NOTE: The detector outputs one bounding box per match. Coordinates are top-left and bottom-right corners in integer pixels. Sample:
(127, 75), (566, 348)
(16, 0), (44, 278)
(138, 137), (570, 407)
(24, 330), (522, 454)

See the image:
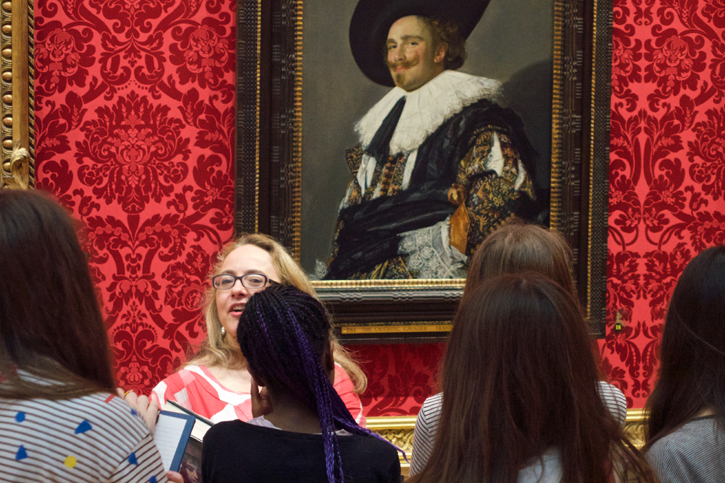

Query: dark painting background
(300, 0), (554, 273)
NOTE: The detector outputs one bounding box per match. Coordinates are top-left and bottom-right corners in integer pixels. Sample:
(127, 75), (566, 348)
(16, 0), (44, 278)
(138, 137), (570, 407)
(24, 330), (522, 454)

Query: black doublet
(326, 98), (538, 280)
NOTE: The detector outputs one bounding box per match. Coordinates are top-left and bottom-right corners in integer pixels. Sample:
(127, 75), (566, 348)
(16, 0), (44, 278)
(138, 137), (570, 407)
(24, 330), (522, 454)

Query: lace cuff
(398, 218), (466, 279)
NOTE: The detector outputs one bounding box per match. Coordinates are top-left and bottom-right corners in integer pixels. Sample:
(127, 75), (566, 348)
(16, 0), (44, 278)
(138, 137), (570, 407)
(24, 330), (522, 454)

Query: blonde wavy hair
(188, 233), (367, 393)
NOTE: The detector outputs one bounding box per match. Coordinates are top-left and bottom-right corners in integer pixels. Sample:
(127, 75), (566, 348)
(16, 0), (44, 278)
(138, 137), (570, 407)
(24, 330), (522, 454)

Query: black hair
(645, 245), (725, 449)
(238, 285), (399, 482)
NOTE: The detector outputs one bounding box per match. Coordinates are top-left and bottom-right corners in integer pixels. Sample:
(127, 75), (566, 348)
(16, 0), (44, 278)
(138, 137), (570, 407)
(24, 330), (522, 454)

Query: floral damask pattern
(689, 107), (725, 199)
(34, 24), (97, 96)
(76, 92), (191, 213)
(35, 0), (235, 393)
(604, 0), (725, 408)
(33, 0), (725, 415)
(170, 22), (235, 91)
(347, 344), (445, 416)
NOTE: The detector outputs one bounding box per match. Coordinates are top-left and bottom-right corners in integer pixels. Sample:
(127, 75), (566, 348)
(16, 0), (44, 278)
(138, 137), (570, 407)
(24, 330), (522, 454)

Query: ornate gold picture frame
(1, 0), (34, 189)
(235, 0), (612, 341)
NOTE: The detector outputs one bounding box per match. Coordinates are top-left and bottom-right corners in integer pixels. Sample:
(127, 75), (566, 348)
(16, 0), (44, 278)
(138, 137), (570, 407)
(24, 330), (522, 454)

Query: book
(153, 401), (214, 482)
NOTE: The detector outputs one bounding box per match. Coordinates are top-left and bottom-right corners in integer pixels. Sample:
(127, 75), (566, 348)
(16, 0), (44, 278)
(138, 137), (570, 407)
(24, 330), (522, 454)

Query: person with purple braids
(201, 285), (402, 483)
(151, 234), (367, 426)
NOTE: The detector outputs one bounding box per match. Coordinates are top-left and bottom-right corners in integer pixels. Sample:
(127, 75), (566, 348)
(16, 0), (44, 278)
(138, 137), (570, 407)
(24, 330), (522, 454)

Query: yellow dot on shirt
(64, 456), (77, 468)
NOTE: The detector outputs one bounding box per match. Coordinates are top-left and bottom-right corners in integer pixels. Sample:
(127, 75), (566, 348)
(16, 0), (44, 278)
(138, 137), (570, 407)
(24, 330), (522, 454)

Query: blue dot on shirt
(128, 452), (138, 465)
(75, 420), (92, 434)
(131, 409), (139, 417)
(16, 445), (27, 460)
(15, 412), (25, 423)
(150, 477), (157, 483)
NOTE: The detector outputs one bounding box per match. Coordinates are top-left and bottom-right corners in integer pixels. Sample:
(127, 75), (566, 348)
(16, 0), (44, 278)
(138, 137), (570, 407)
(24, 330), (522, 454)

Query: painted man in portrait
(322, 0), (545, 280)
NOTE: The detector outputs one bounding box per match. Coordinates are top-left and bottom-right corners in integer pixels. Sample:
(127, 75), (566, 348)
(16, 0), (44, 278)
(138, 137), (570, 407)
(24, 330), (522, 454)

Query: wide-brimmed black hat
(349, 0), (491, 87)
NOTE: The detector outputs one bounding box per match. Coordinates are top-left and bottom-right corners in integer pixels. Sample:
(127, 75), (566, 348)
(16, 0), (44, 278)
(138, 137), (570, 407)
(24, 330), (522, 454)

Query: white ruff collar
(355, 70), (503, 155)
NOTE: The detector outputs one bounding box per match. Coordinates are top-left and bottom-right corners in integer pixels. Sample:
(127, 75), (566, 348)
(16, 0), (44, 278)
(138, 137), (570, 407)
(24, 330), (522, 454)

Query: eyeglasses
(212, 273), (271, 291)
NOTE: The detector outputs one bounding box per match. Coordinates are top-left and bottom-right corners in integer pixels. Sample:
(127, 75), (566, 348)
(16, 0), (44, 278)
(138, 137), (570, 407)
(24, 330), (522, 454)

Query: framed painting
(235, 0), (612, 341)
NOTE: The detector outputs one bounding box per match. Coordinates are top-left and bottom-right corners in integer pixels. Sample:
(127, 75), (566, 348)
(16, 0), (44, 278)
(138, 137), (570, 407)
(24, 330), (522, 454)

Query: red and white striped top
(151, 364), (366, 426)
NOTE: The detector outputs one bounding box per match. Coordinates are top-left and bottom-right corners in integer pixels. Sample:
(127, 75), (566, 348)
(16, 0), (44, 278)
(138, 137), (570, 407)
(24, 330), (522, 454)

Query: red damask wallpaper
(34, 0), (237, 392)
(33, 0), (725, 416)
(601, 0), (725, 409)
(347, 343), (445, 416)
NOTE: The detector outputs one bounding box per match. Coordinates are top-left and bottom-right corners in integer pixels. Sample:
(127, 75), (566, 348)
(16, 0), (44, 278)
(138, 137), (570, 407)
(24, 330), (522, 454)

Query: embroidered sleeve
(340, 144), (364, 210)
(452, 127), (535, 256)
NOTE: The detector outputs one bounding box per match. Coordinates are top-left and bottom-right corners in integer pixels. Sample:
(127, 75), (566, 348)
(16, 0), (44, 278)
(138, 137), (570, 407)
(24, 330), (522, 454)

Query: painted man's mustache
(389, 60), (418, 70)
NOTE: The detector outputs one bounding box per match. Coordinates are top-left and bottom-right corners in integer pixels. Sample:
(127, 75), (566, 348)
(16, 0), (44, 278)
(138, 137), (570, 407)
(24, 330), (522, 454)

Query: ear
(323, 341), (336, 384)
(323, 340), (335, 372)
(434, 43), (447, 64)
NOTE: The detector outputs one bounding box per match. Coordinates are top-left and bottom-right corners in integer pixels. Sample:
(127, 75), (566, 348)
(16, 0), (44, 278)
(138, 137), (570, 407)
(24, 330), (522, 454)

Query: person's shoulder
(460, 97), (508, 118)
(444, 97), (519, 138)
(205, 419), (265, 441)
(2, 392), (162, 480)
(4, 391), (147, 432)
(597, 380), (624, 396)
(156, 365), (208, 388)
(646, 433), (673, 461)
(596, 381), (627, 426)
(172, 364), (205, 378)
(86, 392), (148, 428)
(202, 419), (244, 451)
(344, 434), (401, 479)
(51, 392), (150, 444)
(206, 417), (245, 433)
(653, 417), (721, 448)
(333, 363), (352, 385)
(646, 427), (693, 477)
(422, 392), (443, 408)
(647, 418), (721, 461)
(419, 393), (443, 419)
(414, 392), (442, 451)
(347, 432), (399, 458)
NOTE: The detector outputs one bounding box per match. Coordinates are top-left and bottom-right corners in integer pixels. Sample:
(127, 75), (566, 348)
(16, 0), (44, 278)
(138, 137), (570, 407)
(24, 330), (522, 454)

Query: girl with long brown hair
(408, 273), (655, 483)
(151, 234), (368, 425)
(410, 223), (628, 475)
(0, 190), (172, 482)
(644, 246), (725, 481)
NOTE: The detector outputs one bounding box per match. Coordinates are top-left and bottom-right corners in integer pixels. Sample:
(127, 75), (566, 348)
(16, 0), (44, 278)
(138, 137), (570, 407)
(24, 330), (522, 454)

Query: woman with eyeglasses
(151, 234), (367, 425)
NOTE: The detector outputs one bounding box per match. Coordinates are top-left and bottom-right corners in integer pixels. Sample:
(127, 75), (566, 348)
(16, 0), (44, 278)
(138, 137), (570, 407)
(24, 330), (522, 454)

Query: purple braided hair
(238, 285), (403, 483)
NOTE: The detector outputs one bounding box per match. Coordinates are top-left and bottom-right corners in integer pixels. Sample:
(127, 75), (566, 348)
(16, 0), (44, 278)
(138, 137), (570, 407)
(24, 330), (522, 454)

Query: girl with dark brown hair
(463, 222), (575, 297)
(411, 223), (628, 475)
(408, 273), (655, 483)
(0, 190), (174, 482)
(644, 246), (725, 481)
